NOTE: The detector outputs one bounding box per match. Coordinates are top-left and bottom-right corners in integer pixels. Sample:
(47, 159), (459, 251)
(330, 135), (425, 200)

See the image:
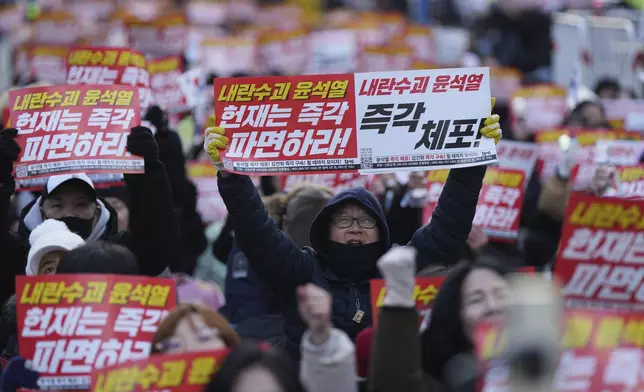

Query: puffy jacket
(217, 166), (485, 359)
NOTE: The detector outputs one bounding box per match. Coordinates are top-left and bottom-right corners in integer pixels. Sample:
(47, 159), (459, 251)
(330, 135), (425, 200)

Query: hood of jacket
(18, 196), (118, 242)
(309, 187), (390, 255)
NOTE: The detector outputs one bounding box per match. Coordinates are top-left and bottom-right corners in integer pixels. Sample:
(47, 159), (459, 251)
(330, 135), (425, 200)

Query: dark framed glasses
(332, 216), (377, 229)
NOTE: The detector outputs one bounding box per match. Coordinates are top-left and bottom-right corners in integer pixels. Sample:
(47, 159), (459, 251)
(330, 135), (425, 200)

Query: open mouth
(347, 240), (363, 246)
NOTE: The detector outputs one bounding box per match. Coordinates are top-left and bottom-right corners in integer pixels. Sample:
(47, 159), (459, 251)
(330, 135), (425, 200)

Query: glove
(377, 247), (417, 308)
(555, 135), (578, 180)
(0, 357), (40, 392)
(127, 126), (159, 170)
(203, 115), (229, 171)
(0, 128), (20, 191)
(480, 97), (503, 145)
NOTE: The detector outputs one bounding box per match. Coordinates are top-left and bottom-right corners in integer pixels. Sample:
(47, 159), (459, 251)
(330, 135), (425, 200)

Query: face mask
(59, 216), (94, 239)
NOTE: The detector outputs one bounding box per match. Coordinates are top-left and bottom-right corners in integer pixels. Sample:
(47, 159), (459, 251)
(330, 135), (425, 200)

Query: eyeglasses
(332, 216), (377, 229)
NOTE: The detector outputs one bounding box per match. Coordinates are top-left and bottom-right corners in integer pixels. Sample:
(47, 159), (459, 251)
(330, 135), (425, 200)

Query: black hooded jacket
(217, 165), (486, 359)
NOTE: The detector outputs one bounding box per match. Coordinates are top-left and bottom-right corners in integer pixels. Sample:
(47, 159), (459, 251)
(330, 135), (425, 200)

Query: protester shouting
(0, 126), (180, 303)
(203, 99), (502, 358)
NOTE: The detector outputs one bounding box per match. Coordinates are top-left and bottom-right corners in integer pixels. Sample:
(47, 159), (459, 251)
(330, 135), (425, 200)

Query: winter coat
(382, 184), (424, 246)
(217, 166), (485, 359)
(0, 163), (179, 304)
(222, 243), (286, 344)
(300, 328), (357, 392)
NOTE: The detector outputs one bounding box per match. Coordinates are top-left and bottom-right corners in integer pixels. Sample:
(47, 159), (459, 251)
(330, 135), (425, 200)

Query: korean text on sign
(16, 274), (177, 390)
(215, 74), (359, 174)
(214, 67), (496, 176)
(66, 47), (153, 109)
(473, 167), (525, 241)
(91, 349), (230, 392)
(9, 85), (143, 181)
(148, 56), (188, 113)
(475, 309), (644, 392)
(554, 194), (644, 312)
(370, 276), (445, 328)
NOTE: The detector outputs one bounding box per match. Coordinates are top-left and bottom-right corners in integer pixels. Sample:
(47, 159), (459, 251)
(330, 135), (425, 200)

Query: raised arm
(206, 111), (315, 292)
(217, 173), (316, 293)
(411, 101), (501, 269)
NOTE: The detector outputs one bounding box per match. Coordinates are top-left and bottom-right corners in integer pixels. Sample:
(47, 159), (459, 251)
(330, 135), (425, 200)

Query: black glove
(127, 126), (159, 170)
(0, 357), (40, 392)
(0, 128), (20, 191)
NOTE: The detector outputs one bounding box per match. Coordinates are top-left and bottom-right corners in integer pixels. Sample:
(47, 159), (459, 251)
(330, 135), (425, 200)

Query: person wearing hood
(25, 219), (85, 276)
(203, 102), (502, 359)
(0, 126), (180, 303)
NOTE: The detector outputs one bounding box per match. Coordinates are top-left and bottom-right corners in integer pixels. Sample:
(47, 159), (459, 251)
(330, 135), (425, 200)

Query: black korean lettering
(360, 104), (395, 134)
(392, 102), (426, 132)
(444, 119), (476, 149)
(415, 120), (451, 150)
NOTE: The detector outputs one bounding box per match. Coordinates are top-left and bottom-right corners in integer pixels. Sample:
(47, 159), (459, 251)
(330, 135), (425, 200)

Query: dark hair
(56, 241), (139, 275)
(562, 100), (610, 128)
(594, 78), (620, 96)
(421, 259), (512, 382)
(207, 343), (305, 392)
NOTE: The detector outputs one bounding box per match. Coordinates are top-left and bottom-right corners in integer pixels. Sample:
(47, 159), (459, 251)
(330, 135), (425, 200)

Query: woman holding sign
(203, 99), (502, 359)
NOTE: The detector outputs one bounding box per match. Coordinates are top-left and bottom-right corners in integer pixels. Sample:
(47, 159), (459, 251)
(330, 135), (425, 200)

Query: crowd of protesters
(0, 0), (642, 392)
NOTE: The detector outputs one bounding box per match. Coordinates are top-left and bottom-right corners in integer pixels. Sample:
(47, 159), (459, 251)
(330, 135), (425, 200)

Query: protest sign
(16, 274), (177, 390)
(32, 11), (79, 45)
(475, 309), (644, 392)
(66, 47), (153, 110)
(201, 36), (257, 77)
(509, 85), (566, 139)
(490, 67), (521, 105)
(473, 167), (525, 241)
(125, 13), (188, 56)
(91, 349), (230, 392)
(214, 68), (496, 175)
(281, 172), (371, 193)
(177, 68), (206, 109)
(359, 44), (415, 73)
(404, 25), (435, 63)
(9, 84), (143, 186)
(149, 56), (189, 113)
(305, 30), (358, 75)
(257, 28), (310, 76)
(535, 129), (642, 182)
(423, 167), (524, 241)
(571, 163), (644, 198)
(495, 139), (538, 182)
(602, 98), (644, 130)
(554, 193), (644, 312)
(187, 162), (227, 224)
(17, 45), (69, 85)
(370, 276), (445, 329)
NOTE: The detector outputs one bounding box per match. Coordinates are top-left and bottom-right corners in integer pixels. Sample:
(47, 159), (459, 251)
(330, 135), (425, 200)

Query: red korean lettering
(449, 75), (466, 91)
(466, 74), (484, 91)
(432, 75), (450, 93)
(376, 78), (395, 95)
(411, 76), (430, 94)
(358, 79), (378, 96)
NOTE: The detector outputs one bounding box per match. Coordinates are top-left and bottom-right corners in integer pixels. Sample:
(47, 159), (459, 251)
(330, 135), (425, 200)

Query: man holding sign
(0, 85), (180, 304)
(204, 85), (502, 359)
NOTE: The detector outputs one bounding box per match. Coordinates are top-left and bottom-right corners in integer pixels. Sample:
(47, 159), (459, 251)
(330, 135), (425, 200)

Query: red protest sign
(66, 47), (153, 109)
(370, 276), (445, 328)
(8, 84), (143, 188)
(149, 55), (188, 113)
(125, 13), (188, 57)
(535, 128), (642, 182)
(215, 74), (359, 174)
(91, 349), (230, 392)
(17, 44), (69, 85)
(423, 168), (525, 241)
(16, 274), (177, 390)
(554, 193), (644, 312)
(473, 167), (525, 241)
(475, 309), (644, 392)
